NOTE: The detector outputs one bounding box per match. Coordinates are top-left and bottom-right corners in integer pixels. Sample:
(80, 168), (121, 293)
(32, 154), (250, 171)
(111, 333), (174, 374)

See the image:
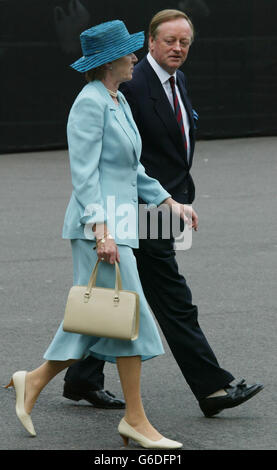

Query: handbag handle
(84, 260), (122, 303)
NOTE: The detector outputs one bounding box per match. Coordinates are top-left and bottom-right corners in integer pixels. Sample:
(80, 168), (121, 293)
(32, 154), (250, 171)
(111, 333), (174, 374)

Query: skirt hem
(43, 351), (164, 364)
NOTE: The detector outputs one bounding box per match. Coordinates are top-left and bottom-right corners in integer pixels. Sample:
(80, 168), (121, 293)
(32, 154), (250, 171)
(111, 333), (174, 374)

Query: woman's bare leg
(116, 355), (162, 440)
(24, 356), (162, 440)
(24, 359), (77, 414)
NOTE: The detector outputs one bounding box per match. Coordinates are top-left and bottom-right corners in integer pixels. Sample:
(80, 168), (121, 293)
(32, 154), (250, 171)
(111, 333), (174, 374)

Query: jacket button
(132, 197), (137, 202)
(132, 181), (136, 187)
(133, 165), (137, 170)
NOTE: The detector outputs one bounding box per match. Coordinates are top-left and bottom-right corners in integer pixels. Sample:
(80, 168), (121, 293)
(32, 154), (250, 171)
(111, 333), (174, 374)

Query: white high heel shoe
(5, 371), (36, 437)
(118, 418), (183, 449)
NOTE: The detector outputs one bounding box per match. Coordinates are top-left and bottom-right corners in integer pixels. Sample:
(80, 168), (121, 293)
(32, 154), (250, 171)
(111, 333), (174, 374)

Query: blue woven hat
(71, 20), (145, 72)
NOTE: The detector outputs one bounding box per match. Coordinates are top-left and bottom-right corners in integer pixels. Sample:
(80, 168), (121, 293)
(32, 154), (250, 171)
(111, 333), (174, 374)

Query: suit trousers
(64, 355), (105, 392)
(133, 235), (234, 400)
(65, 228), (234, 401)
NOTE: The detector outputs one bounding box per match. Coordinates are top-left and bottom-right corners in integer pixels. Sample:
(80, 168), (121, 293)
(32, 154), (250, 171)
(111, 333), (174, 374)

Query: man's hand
(162, 197), (199, 231)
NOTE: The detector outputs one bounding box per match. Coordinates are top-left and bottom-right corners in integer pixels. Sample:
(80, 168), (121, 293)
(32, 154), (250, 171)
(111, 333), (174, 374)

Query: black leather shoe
(63, 382), (125, 409)
(199, 379), (264, 417)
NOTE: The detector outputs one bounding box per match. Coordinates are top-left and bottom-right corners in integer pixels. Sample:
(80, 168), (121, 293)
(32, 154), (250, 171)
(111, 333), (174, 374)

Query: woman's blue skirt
(43, 240), (164, 363)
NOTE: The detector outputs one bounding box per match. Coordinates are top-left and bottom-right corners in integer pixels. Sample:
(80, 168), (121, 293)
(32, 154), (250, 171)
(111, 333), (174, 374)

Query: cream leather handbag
(63, 260), (139, 340)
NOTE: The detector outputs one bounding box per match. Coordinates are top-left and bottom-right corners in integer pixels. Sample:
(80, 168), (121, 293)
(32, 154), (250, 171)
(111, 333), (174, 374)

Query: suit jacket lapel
(114, 95), (141, 160)
(176, 72), (195, 166)
(142, 58), (189, 166)
(93, 80), (140, 161)
(177, 72), (194, 127)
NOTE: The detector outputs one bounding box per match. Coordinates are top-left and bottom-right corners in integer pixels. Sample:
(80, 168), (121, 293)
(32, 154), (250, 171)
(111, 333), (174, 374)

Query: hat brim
(70, 31), (145, 72)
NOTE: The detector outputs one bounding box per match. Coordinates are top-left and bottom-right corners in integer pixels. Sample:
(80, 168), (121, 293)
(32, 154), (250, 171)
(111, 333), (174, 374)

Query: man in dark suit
(63, 9), (263, 417)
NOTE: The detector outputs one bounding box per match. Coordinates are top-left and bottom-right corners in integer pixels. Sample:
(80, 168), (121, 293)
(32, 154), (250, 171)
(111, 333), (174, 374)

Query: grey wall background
(0, 0), (277, 152)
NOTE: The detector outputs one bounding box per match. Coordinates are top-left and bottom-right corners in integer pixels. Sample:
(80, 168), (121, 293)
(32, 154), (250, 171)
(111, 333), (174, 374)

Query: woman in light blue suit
(6, 21), (187, 449)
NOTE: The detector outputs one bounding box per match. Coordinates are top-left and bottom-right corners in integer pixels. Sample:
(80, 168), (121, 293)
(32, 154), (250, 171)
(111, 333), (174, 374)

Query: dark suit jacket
(120, 56), (196, 204)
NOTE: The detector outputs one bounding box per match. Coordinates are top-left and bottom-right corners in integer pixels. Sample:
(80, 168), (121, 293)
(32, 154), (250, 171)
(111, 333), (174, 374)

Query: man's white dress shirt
(147, 52), (190, 161)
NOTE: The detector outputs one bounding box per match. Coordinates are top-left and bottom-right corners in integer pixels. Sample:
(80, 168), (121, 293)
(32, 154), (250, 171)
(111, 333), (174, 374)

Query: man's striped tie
(169, 76), (187, 151)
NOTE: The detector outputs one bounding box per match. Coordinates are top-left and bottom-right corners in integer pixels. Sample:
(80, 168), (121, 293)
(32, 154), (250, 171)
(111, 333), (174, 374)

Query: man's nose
(173, 41), (182, 51)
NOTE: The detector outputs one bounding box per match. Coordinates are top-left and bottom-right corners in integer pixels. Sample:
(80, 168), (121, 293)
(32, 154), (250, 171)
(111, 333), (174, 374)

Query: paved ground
(0, 137), (276, 451)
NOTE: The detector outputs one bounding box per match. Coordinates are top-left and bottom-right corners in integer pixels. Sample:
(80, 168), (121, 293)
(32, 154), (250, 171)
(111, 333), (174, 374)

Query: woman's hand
(96, 236), (120, 264)
(93, 223), (120, 264)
